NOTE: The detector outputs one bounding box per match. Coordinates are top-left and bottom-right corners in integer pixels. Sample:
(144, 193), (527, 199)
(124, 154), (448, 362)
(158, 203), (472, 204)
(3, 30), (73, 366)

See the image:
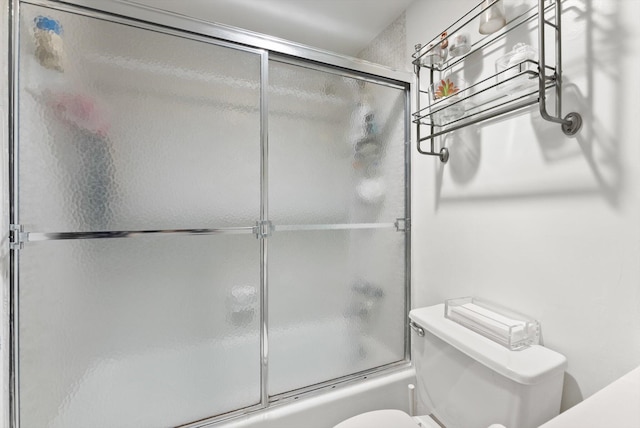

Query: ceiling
(128, 0), (416, 56)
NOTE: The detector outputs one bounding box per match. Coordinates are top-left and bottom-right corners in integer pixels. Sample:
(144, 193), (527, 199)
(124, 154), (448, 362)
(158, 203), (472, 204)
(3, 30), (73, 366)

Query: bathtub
(22, 319), (414, 428)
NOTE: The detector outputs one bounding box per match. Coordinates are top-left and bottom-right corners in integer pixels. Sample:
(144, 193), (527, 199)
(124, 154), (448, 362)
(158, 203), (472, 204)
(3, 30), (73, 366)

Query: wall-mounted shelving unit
(413, 0), (583, 162)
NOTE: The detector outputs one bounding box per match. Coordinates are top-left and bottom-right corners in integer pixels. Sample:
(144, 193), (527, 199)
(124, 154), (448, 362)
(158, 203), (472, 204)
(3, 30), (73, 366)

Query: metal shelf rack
(413, 0), (583, 162)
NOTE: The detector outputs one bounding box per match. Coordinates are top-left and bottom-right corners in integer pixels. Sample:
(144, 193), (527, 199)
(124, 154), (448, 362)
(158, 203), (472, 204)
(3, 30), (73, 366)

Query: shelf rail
(414, 0), (583, 162)
(413, 60), (555, 124)
(412, 0), (553, 72)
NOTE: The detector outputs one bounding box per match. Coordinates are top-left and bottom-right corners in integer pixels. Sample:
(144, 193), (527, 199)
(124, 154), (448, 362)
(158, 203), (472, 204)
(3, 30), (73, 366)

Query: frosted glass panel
(19, 235), (261, 428)
(269, 61), (406, 225)
(268, 229), (406, 395)
(19, 5), (261, 232)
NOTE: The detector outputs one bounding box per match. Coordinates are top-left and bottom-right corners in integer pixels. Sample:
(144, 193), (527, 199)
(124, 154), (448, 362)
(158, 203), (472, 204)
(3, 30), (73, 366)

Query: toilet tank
(409, 304), (567, 428)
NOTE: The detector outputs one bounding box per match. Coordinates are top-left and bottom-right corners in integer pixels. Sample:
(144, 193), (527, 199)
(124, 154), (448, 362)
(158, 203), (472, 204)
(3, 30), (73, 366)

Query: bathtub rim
(191, 362), (416, 428)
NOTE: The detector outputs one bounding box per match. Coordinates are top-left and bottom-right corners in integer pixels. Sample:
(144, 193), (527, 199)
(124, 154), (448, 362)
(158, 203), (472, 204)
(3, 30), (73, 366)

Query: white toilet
(335, 304), (567, 428)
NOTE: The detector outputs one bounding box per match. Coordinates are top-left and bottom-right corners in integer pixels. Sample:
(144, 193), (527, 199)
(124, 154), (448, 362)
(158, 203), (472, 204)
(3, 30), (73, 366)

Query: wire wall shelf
(413, 0), (583, 163)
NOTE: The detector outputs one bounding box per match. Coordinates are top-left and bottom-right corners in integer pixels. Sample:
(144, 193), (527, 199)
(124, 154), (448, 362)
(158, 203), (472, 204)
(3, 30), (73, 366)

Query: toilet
(335, 304), (567, 428)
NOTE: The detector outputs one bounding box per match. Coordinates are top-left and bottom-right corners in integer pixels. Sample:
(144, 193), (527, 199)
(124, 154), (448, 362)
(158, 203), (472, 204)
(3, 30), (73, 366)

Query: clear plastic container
(449, 32), (471, 57)
(444, 297), (540, 350)
(495, 43), (538, 94)
(479, 0), (506, 35)
(420, 43), (448, 67)
(429, 74), (468, 126)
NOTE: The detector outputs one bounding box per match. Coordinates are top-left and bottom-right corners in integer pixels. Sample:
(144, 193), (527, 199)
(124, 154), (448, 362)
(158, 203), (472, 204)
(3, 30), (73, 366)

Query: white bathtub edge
(210, 365), (416, 428)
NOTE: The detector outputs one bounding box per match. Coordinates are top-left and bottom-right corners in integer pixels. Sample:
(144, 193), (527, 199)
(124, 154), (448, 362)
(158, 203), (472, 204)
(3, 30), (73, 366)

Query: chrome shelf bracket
(538, 0), (582, 135)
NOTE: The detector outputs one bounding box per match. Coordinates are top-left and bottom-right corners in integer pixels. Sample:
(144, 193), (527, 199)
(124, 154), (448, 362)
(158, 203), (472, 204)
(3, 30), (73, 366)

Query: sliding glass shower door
(267, 60), (408, 396)
(11, 3), (409, 428)
(17, 5), (263, 427)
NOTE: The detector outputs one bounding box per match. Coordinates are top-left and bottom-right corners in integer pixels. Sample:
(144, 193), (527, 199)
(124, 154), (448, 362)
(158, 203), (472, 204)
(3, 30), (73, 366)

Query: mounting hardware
(254, 220), (273, 239)
(395, 218), (411, 232)
(9, 224), (27, 250)
(417, 147), (449, 163)
(438, 147), (449, 163)
(409, 321), (425, 337)
(561, 112), (583, 135)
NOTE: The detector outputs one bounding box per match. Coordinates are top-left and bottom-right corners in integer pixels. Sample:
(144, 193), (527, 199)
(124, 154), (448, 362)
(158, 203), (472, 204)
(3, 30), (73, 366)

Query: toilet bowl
(334, 409), (420, 428)
(333, 303), (567, 428)
(334, 409), (507, 428)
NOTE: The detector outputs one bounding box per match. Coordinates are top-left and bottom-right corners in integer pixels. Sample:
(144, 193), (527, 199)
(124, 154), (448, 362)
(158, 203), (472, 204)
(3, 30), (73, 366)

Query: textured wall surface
(358, 12), (409, 73)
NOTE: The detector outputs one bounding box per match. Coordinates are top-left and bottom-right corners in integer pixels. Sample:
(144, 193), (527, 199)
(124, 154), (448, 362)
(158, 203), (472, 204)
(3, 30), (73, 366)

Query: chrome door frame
(47, 0), (410, 83)
(4, 1), (413, 427)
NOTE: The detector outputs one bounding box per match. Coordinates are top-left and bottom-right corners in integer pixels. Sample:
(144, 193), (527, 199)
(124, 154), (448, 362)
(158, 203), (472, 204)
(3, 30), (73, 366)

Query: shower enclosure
(6, 1), (411, 427)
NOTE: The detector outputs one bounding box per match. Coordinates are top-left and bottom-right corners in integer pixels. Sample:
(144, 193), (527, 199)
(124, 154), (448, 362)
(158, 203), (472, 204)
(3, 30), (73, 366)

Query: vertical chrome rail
(538, 0), (582, 134)
(259, 49), (269, 407)
(413, 51), (421, 151)
(414, 45), (449, 163)
(8, 0), (20, 426)
(403, 82), (412, 362)
(554, 0), (562, 120)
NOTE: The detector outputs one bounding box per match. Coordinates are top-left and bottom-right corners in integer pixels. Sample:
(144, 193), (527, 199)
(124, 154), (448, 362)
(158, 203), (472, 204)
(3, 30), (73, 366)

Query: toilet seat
(334, 409), (418, 428)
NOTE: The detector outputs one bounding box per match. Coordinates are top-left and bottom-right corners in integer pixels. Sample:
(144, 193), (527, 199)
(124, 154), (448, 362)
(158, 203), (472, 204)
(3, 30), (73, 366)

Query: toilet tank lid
(410, 304), (567, 385)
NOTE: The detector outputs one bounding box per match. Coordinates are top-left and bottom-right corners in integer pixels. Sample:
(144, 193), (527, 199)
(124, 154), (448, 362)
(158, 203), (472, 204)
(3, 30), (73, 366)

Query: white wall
(407, 0), (640, 411)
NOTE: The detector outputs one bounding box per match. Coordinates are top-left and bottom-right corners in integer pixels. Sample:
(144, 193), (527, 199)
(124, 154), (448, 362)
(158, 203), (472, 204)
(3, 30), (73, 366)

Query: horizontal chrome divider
(20, 222), (400, 243)
(275, 223), (396, 232)
(25, 226), (256, 242)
